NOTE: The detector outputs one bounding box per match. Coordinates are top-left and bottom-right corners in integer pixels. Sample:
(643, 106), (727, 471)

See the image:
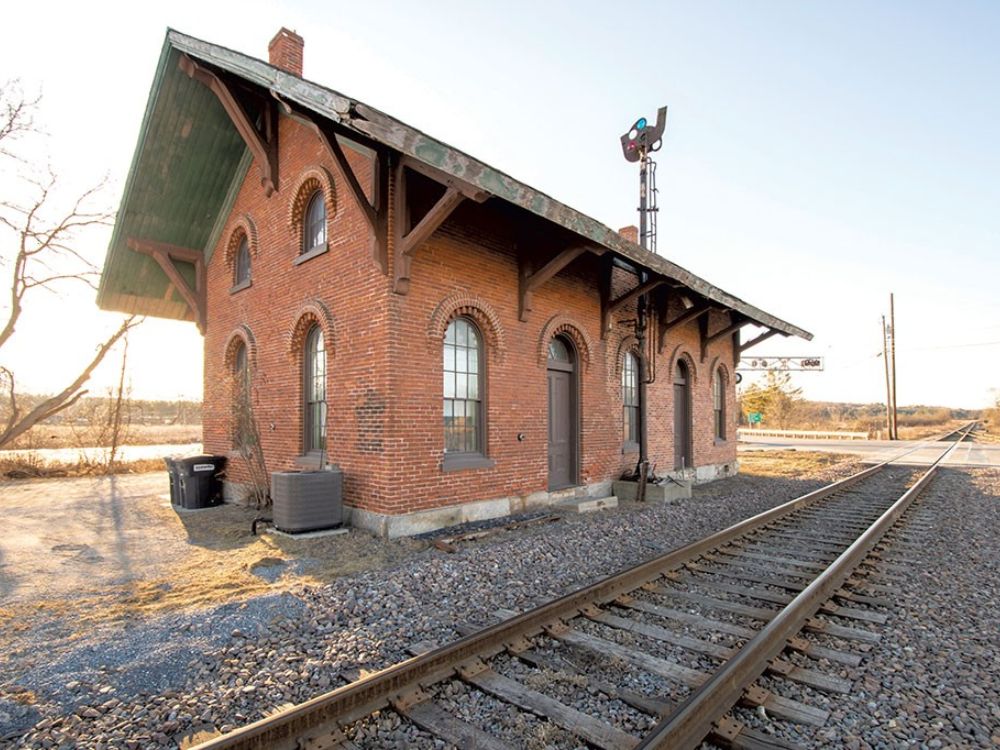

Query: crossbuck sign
(737, 356), (824, 371)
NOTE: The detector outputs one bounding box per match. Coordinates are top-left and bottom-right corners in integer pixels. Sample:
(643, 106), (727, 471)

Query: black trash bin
(163, 457), (180, 505)
(174, 455), (226, 509)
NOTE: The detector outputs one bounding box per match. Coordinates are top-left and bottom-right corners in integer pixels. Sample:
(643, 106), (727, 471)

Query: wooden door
(547, 337), (577, 490)
(674, 360), (691, 470)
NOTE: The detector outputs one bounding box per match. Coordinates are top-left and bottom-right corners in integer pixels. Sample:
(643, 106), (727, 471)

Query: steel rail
(634, 423), (974, 749)
(193, 439), (941, 750)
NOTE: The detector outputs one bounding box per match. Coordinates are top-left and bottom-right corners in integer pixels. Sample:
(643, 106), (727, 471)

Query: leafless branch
(0, 316), (143, 448)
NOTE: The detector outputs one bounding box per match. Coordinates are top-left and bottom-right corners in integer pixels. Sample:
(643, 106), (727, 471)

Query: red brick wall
(203, 116), (738, 517)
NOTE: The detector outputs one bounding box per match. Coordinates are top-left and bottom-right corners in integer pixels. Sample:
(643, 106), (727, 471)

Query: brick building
(98, 29), (811, 536)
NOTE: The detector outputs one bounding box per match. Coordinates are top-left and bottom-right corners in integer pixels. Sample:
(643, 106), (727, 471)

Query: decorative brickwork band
(613, 334), (640, 379)
(288, 300), (337, 357)
(538, 314), (593, 372)
(667, 344), (699, 383)
(223, 324), (258, 371)
(708, 356), (731, 385)
(289, 166), (337, 245)
(224, 214), (259, 267)
(428, 292), (506, 362)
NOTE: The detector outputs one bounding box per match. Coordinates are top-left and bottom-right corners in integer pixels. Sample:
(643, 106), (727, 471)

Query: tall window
(302, 190), (326, 254)
(303, 325), (326, 453)
(232, 341), (252, 448)
(443, 318), (483, 454)
(713, 367), (726, 440)
(234, 235), (251, 286)
(622, 351), (639, 445)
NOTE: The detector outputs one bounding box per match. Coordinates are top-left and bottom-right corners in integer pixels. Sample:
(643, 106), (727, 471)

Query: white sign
(737, 356), (824, 371)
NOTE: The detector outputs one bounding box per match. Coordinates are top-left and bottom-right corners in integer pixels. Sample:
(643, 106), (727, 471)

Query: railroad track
(194, 425), (974, 750)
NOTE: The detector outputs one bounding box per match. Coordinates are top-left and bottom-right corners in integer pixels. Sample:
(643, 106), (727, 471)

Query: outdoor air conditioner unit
(271, 468), (343, 533)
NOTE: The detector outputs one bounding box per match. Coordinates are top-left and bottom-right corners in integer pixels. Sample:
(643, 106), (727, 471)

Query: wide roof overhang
(98, 29), (811, 342)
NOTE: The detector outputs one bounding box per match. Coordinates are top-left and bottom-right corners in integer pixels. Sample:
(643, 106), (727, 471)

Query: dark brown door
(547, 337), (577, 490)
(674, 360), (691, 470)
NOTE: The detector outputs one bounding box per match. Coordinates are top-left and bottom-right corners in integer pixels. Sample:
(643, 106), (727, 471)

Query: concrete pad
(267, 526), (348, 540)
(557, 496), (618, 514)
(614, 479), (692, 503)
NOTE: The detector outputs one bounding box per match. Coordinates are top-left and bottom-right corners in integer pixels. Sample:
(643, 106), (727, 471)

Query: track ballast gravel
(4, 461), (999, 749)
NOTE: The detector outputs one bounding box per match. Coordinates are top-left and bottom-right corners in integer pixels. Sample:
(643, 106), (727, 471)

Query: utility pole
(890, 293), (898, 440)
(882, 315), (894, 440)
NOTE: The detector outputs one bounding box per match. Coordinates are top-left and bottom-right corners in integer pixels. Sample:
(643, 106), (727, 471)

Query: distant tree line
(739, 372), (977, 432)
(0, 394), (202, 427)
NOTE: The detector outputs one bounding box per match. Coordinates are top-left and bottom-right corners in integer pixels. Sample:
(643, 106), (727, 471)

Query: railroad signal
(620, 107), (667, 162)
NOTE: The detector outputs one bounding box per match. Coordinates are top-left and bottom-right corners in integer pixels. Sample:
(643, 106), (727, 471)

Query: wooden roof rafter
(179, 53), (278, 197)
(274, 94), (391, 274)
(658, 301), (712, 353)
(392, 161), (466, 294)
(127, 238), (205, 332)
(519, 244), (603, 322)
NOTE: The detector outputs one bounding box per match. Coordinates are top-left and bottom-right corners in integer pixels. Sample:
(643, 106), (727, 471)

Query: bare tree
(0, 81), (142, 449)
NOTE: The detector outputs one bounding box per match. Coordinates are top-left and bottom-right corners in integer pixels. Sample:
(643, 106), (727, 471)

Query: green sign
(748, 412), (763, 425)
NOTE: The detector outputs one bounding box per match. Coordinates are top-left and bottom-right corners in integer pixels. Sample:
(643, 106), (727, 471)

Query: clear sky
(1, 0), (997, 408)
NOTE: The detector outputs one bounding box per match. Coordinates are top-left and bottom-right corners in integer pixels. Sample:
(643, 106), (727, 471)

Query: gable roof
(98, 28), (811, 341)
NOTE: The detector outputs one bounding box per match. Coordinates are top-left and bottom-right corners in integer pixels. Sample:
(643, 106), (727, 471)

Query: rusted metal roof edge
(167, 29), (812, 340)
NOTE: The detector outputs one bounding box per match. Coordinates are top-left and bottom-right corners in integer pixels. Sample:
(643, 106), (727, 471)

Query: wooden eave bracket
(399, 156), (490, 203)
(601, 278), (666, 334)
(393, 161), (465, 294)
(739, 328), (783, 354)
(658, 302), (711, 353)
(705, 316), (748, 347)
(271, 94), (391, 274)
(519, 244), (602, 322)
(179, 54), (278, 196)
(127, 238), (206, 333)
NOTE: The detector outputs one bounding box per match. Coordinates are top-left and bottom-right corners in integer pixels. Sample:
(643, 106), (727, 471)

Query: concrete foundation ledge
(344, 481), (614, 538)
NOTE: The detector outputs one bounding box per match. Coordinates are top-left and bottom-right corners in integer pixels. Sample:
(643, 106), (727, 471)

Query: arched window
(234, 235), (251, 286)
(302, 190), (327, 255)
(443, 317), (483, 456)
(303, 325), (327, 454)
(232, 340), (252, 448)
(713, 367), (726, 441)
(622, 351), (639, 446)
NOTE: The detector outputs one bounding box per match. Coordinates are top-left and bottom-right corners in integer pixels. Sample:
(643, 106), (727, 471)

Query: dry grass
(738, 450), (856, 478)
(5, 423), (200, 450)
(0, 456), (166, 480)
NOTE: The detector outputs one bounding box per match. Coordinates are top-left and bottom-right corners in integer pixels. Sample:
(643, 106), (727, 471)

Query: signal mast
(619, 107), (667, 496)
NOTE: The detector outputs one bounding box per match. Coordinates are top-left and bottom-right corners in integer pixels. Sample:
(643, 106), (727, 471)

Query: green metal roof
(99, 29), (811, 340)
(97, 38), (248, 321)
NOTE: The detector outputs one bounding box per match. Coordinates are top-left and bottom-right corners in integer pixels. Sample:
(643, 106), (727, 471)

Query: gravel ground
(805, 467), (1000, 748)
(6, 458), (996, 749)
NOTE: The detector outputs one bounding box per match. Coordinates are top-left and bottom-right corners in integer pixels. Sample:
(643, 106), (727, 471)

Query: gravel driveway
(3, 460), (997, 748)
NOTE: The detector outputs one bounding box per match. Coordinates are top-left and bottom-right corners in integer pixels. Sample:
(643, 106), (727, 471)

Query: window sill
(442, 454), (496, 472)
(229, 279), (252, 294)
(714, 438), (728, 446)
(293, 243), (329, 266)
(621, 442), (640, 454)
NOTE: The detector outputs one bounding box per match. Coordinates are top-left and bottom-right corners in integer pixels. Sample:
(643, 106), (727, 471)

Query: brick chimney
(268, 27), (304, 77)
(618, 225), (639, 245)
